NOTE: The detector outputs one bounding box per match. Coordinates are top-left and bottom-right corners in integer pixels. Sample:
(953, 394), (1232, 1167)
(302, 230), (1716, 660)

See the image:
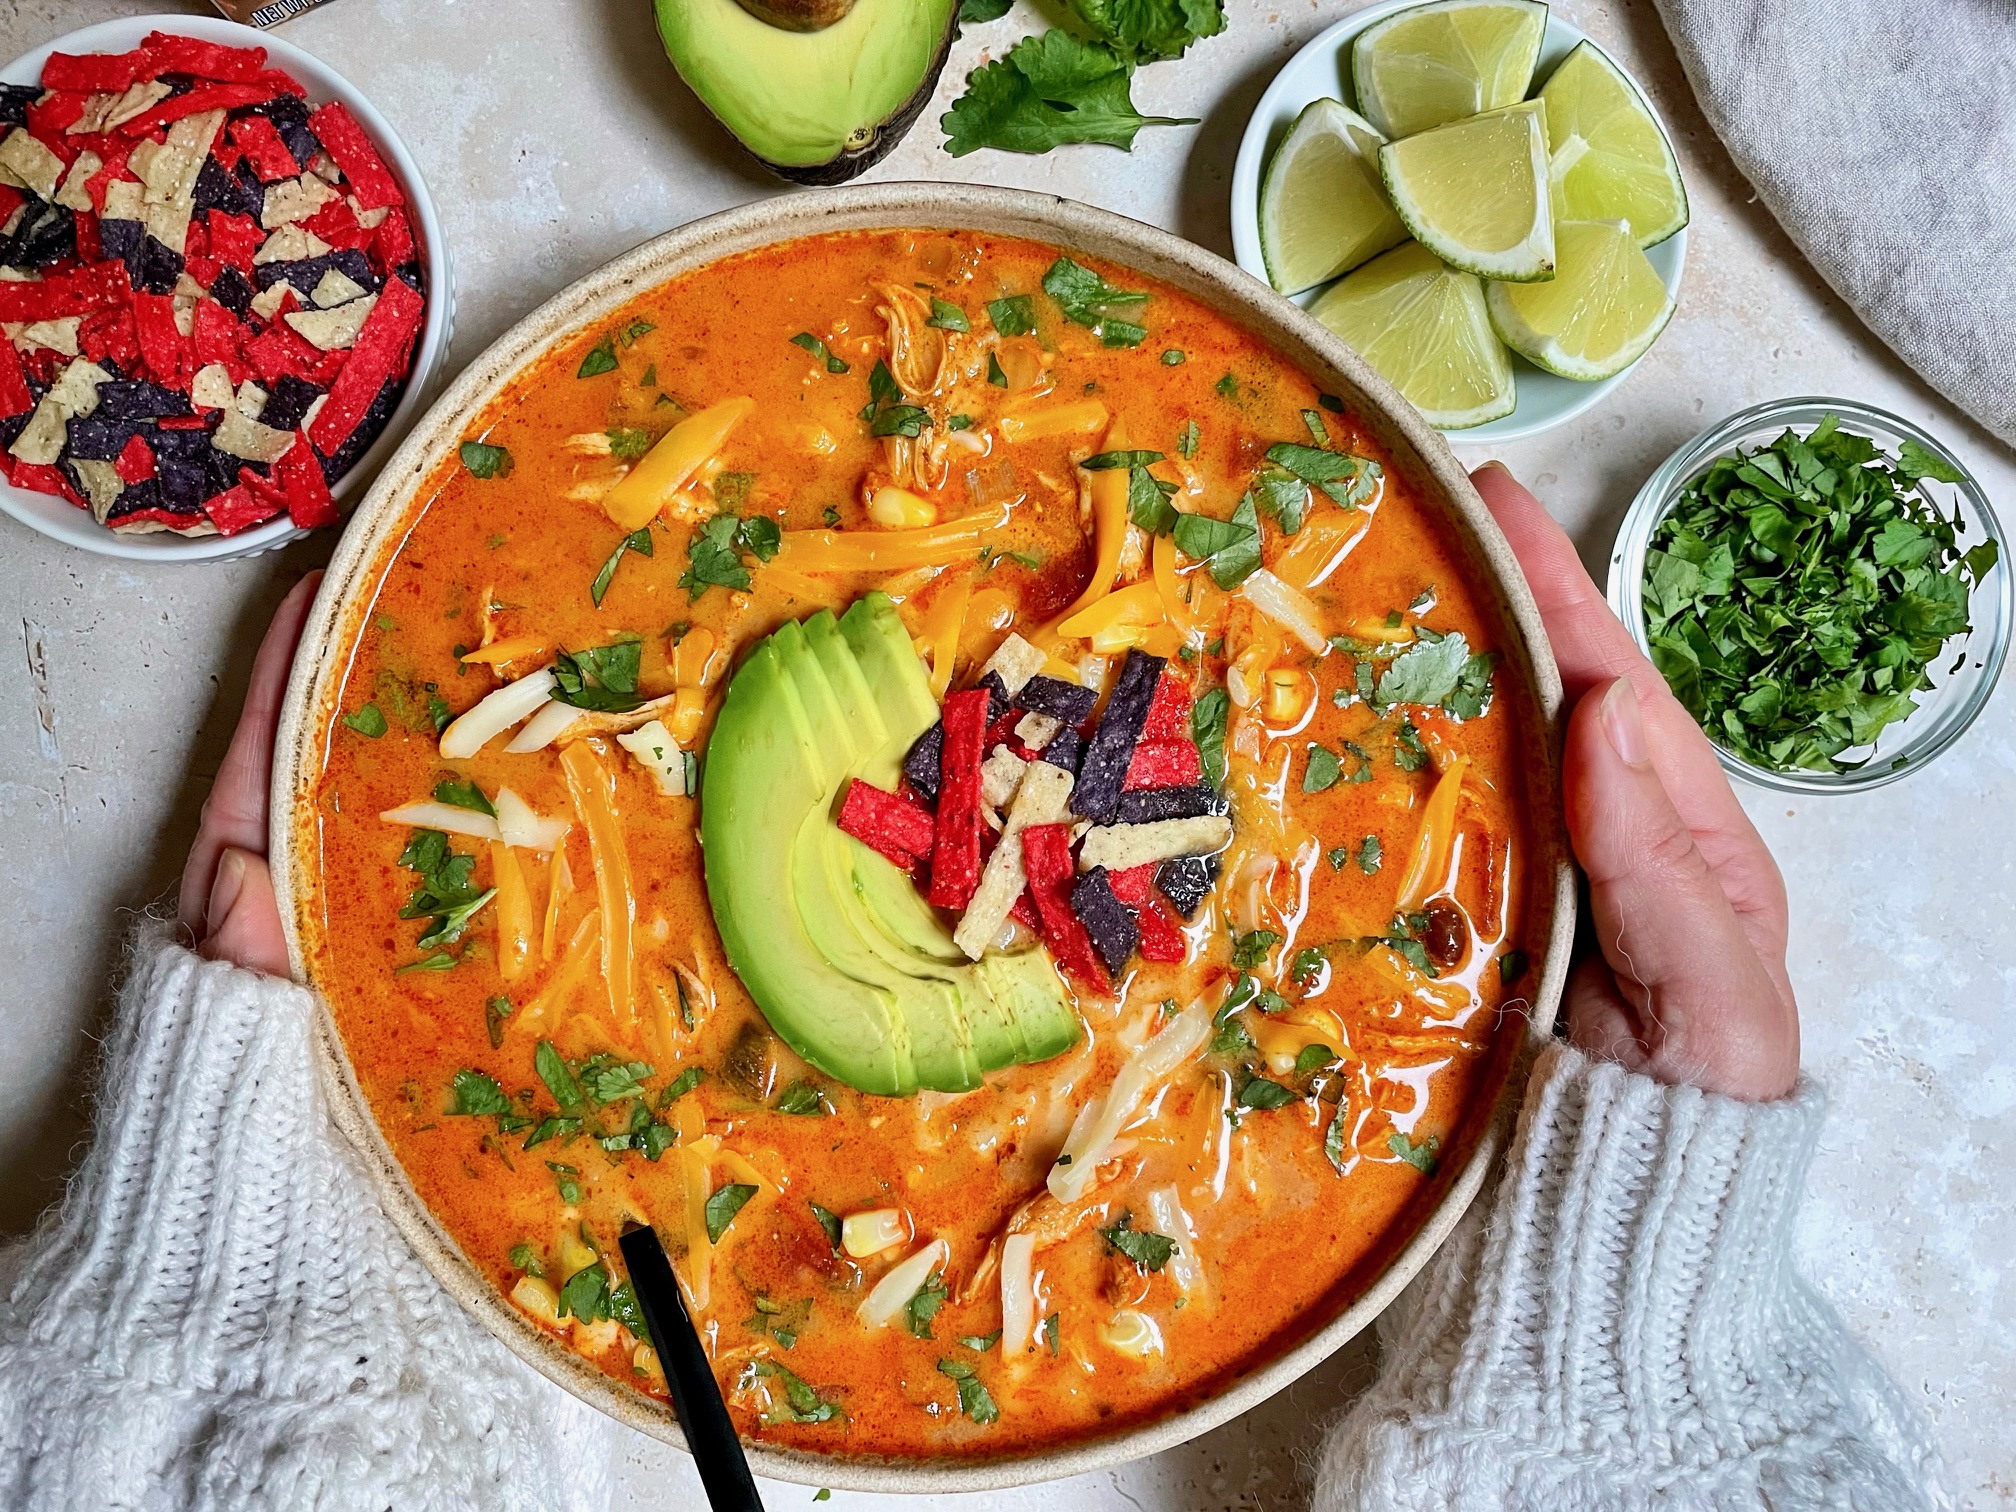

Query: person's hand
(176, 571), (321, 977)
(1471, 464), (1799, 1101)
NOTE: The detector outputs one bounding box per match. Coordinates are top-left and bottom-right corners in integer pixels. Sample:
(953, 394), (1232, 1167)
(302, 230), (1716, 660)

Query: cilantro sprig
(1643, 416), (1997, 773)
(941, 31), (1198, 158)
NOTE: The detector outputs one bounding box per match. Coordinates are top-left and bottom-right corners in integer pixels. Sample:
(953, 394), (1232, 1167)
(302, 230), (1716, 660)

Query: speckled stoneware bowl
(270, 184), (1576, 1494)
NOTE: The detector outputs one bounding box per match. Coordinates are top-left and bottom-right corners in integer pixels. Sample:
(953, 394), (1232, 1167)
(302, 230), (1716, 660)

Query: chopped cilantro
(510, 1242), (545, 1276)
(458, 440), (511, 478)
(449, 1069), (510, 1117)
(618, 319), (655, 346)
(1172, 493), (1261, 588)
(1326, 845), (1350, 871)
(985, 293), (1036, 336)
(1324, 1103), (1349, 1173)
(774, 1081), (830, 1116)
(606, 426), (653, 460)
(1190, 686), (1228, 787)
(1294, 1042), (1335, 1077)
(1303, 742), (1342, 792)
(1388, 1130), (1440, 1174)
(821, 504), (842, 527)
(927, 297), (970, 332)
(551, 638), (644, 711)
(1043, 1312), (1060, 1356)
(960, 1330), (1002, 1352)
(1100, 1212), (1176, 1270)
(1126, 464), (1179, 535)
(433, 777), (492, 816)
(577, 336), (618, 379)
(484, 994), (513, 1048)
(1237, 1072), (1297, 1110)
(1082, 448), (1164, 470)
(790, 331), (850, 374)
(1499, 949), (1529, 986)
(860, 358), (927, 438)
(809, 1202), (843, 1252)
(1214, 372), (1238, 399)
(341, 702), (386, 738)
(750, 1359), (840, 1424)
(705, 1183), (758, 1244)
(936, 1358), (1000, 1424)
(661, 1066), (705, 1105)
(396, 829), (493, 951)
(1177, 418), (1199, 458)
(558, 1261), (609, 1319)
(1229, 929), (1279, 970)
(534, 1041), (586, 1114)
(1042, 256), (1149, 344)
(1394, 719), (1430, 771)
(904, 1269), (948, 1338)
(1161, 348), (1186, 365)
(1290, 946), (1327, 983)
(1358, 834), (1383, 873)
(986, 351), (1009, 387)
(547, 1161), (585, 1206)
(395, 952), (458, 974)
(590, 526), (653, 607)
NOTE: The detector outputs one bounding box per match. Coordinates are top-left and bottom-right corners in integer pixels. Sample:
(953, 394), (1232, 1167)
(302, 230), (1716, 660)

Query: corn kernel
(869, 486), (938, 528)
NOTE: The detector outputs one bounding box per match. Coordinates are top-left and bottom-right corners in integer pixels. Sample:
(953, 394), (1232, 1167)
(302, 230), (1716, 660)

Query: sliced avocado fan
(701, 594), (1082, 1095)
(653, 0), (959, 184)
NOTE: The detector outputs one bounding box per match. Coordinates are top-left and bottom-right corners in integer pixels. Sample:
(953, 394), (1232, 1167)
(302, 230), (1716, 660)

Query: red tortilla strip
(1020, 822), (1110, 990)
(131, 291), (193, 389)
(116, 80), (292, 137)
(0, 261), (132, 323)
(84, 147), (136, 215)
(114, 434), (156, 485)
(78, 304), (139, 371)
(1009, 890), (1040, 930)
(0, 337), (32, 420)
(140, 32), (270, 83)
(0, 186), (22, 228)
(925, 687), (990, 909)
(308, 274), (421, 454)
(1139, 672), (1194, 742)
(27, 91), (90, 138)
(202, 482), (281, 535)
(8, 458), (81, 507)
(1105, 863), (1155, 909)
(227, 113), (298, 180)
(1123, 739), (1202, 791)
(192, 298), (250, 382)
(275, 439), (336, 528)
(373, 207), (415, 269)
(303, 196), (372, 252)
(306, 100), (403, 210)
(205, 210), (262, 273)
(41, 49), (152, 92)
(1135, 896), (1186, 963)
(837, 778), (937, 868)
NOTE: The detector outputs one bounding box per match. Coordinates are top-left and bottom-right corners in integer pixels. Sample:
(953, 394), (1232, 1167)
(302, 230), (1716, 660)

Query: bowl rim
(1605, 394), (2012, 794)
(269, 182), (1577, 1493)
(0, 11), (454, 564)
(1226, 0), (1689, 444)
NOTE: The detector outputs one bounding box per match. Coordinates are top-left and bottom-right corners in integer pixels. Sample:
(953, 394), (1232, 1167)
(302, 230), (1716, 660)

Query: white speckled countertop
(1, 2), (2010, 1507)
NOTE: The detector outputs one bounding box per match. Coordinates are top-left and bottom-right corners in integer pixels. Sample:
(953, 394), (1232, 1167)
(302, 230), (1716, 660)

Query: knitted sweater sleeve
(1314, 1042), (1945, 1512)
(0, 925), (616, 1512)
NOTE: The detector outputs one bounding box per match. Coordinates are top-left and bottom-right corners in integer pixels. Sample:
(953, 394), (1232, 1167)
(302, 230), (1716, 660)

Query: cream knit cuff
(0, 924), (615, 1512)
(1313, 1040), (1946, 1512)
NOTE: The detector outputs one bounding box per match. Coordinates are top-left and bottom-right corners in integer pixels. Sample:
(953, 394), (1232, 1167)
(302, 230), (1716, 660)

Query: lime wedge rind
(1379, 100), (1556, 282)
(1538, 39), (1688, 248)
(1259, 99), (1409, 295)
(1350, 0), (1549, 141)
(1484, 218), (1675, 380)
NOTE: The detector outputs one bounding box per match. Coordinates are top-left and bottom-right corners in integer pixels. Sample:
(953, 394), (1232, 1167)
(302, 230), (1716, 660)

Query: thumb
(196, 846), (292, 979)
(1564, 677), (1795, 1099)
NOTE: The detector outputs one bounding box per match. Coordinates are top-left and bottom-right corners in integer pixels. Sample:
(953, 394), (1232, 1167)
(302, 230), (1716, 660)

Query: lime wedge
(1485, 219), (1673, 379)
(1351, 0), (1548, 141)
(1379, 100), (1554, 281)
(1311, 240), (1515, 429)
(1539, 41), (1687, 246)
(1260, 100), (1409, 294)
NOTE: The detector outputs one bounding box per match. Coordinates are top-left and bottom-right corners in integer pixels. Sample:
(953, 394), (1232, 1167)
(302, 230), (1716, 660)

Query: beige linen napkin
(1651, 0), (2016, 448)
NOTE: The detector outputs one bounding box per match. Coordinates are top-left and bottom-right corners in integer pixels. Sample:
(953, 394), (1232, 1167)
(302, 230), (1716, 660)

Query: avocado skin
(701, 596), (1082, 1095)
(653, 0), (959, 185)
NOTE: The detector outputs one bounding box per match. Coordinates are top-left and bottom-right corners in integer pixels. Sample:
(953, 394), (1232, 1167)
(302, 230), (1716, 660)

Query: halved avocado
(653, 0), (959, 184)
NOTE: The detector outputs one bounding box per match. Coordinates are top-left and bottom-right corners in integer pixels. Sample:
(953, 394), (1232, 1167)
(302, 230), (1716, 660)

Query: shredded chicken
(874, 283), (947, 399)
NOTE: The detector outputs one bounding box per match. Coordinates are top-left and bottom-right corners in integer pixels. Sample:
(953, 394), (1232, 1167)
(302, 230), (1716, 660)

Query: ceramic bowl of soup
(272, 184), (1575, 1492)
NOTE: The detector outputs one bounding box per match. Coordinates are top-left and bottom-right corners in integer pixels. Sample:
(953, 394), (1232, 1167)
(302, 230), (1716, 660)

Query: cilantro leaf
(1127, 465), (1178, 535)
(1190, 686), (1228, 787)
(926, 297), (970, 332)
(905, 1269), (948, 1337)
(790, 331), (850, 374)
(535, 1041), (586, 1114)
(1069, 0), (1226, 60)
(450, 1069), (510, 1116)
(1237, 1072), (1297, 1110)
(986, 294), (1035, 336)
(937, 1358), (1000, 1423)
(591, 527), (653, 607)
(1324, 1103), (1349, 1173)
(1374, 629), (1473, 709)
(809, 1202), (843, 1252)
(1042, 255), (1150, 343)
(577, 337), (618, 379)
(1388, 1130), (1440, 1174)
(1265, 441), (1380, 508)
(558, 1262), (610, 1320)
(942, 31), (1196, 157)
(961, 0), (1013, 18)
(1099, 1211), (1175, 1270)
(1303, 742), (1341, 791)
(459, 440), (511, 478)
(1172, 494), (1261, 588)
(704, 1183), (758, 1244)
(551, 638), (645, 711)
(342, 702), (386, 738)
(433, 777), (493, 816)
(681, 514), (755, 598)
(860, 358), (928, 438)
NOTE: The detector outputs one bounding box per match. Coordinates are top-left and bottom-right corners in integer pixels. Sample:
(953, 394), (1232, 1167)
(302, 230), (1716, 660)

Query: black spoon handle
(619, 1224), (765, 1512)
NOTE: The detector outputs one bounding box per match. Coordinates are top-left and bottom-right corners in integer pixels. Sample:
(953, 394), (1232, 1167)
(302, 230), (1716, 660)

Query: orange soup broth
(302, 229), (1541, 1460)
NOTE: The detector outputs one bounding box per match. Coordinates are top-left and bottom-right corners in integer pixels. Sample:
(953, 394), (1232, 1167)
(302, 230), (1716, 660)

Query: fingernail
(1601, 677), (1650, 767)
(207, 847), (247, 934)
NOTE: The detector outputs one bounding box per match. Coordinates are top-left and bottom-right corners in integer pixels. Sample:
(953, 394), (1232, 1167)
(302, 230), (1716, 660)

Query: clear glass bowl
(1607, 397), (2010, 794)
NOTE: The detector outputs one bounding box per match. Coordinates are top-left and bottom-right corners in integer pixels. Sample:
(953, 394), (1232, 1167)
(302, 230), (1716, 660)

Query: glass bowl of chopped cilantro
(1608, 398), (2007, 792)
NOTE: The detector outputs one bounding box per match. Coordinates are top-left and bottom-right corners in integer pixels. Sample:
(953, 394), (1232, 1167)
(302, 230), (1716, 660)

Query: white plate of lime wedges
(1230, 0), (1688, 442)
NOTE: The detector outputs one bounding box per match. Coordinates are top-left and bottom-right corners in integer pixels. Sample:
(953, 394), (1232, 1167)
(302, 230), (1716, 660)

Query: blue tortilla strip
(314, 373), (399, 482)
(1013, 674), (1097, 725)
(1115, 783), (1223, 825)
(2, 204), (76, 271)
(64, 417), (146, 461)
(259, 374), (323, 432)
(155, 455), (210, 513)
(1154, 853), (1219, 920)
(104, 478), (203, 533)
(131, 236), (185, 296)
(0, 84), (38, 125)
(904, 722), (944, 803)
(249, 94), (321, 169)
(99, 216), (144, 269)
(209, 264), (255, 320)
(1069, 650), (1165, 825)
(97, 381), (194, 421)
(253, 250), (378, 299)
(978, 669), (1011, 723)
(1071, 867), (1139, 978)
(0, 410), (33, 452)
(194, 154), (258, 217)
(1035, 724), (1081, 774)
